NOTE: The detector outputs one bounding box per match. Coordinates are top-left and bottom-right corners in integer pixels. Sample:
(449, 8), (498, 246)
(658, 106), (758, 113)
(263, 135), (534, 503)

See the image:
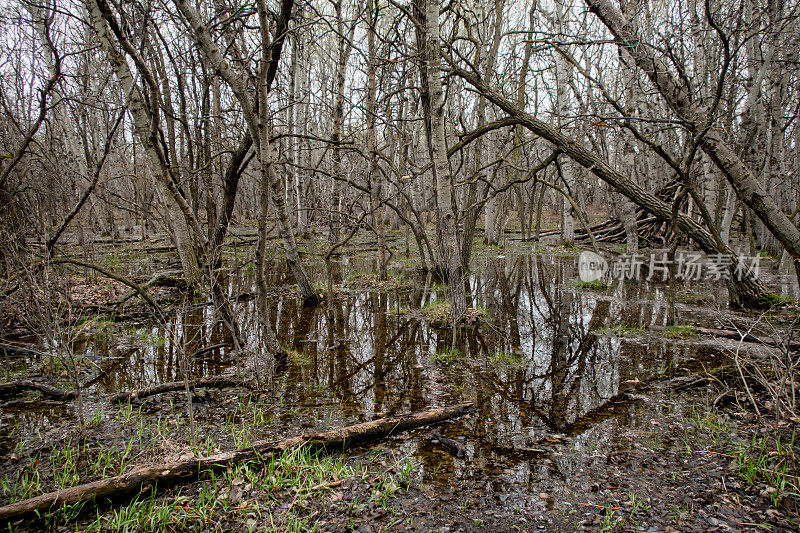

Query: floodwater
(1, 250), (796, 512)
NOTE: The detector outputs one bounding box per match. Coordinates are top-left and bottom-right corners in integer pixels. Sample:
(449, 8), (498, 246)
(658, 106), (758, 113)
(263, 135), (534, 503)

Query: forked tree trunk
(416, 0), (467, 321)
(174, 0), (318, 304)
(87, 0), (204, 289)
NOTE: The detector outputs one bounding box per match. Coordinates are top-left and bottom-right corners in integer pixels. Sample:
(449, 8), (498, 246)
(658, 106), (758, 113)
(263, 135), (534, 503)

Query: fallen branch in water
(106, 375), (247, 403)
(1, 350), (238, 405)
(0, 344), (39, 357)
(0, 403), (474, 523)
(651, 325), (800, 350)
(0, 380), (76, 401)
(114, 270), (186, 308)
(51, 258), (162, 315)
(426, 429), (467, 458)
(693, 326), (800, 350)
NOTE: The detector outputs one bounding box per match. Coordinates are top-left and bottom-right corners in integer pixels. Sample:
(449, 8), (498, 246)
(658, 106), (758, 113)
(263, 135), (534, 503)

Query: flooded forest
(1, 0), (800, 530)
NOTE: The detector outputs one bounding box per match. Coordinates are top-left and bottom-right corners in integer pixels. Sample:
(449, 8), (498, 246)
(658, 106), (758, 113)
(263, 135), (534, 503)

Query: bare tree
(585, 0), (800, 286)
(415, 0), (467, 321)
(173, 0), (318, 305)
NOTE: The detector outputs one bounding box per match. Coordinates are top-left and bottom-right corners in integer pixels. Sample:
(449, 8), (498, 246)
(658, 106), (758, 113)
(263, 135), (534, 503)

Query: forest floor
(2, 374), (798, 532)
(0, 231), (798, 532)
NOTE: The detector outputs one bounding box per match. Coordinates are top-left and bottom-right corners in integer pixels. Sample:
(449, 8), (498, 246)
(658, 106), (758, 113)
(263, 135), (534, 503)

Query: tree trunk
(618, 0), (640, 254)
(366, 0), (388, 280)
(255, 138), (284, 361)
(585, 0), (800, 276)
(107, 376), (246, 403)
(293, 36), (309, 235)
(719, 186), (737, 246)
(87, 0), (204, 289)
(451, 66), (772, 307)
(329, 0), (355, 243)
(554, 0), (575, 247)
(0, 380), (77, 401)
(416, 0), (467, 321)
(175, 0), (318, 304)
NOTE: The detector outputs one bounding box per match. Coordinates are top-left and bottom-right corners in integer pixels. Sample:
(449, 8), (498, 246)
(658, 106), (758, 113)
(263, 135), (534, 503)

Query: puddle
(1, 251), (795, 517)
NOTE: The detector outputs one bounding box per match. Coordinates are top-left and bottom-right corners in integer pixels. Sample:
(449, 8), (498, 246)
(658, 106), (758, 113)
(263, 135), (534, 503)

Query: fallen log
(2, 398), (67, 408)
(5, 372), (252, 405)
(80, 349), (139, 389)
(651, 325), (800, 350)
(53, 258), (162, 314)
(115, 271), (186, 307)
(0, 345), (38, 357)
(0, 403), (474, 523)
(0, 380), (76, 401)
(666, 365), (733, 390)
(106, 376), (247, 403)
(526, 180), (690, 245)
(690, 326), (800, 350)
(667, 374), (716, 391)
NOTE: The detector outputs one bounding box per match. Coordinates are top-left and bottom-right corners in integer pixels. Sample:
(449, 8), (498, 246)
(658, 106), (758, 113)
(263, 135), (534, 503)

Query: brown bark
(449, 66), (771, 307)
(584, 0), (800, 276)
(0, 381), (76, 401)
(0, 403), (474, 522)
(106, 376), (247, 403)
(415, 0), (467, 321)
(209, 134), (253, 266)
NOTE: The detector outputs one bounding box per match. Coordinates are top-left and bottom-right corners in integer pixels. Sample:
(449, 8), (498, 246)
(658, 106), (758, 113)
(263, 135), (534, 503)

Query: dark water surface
(1, 251), (795, 506)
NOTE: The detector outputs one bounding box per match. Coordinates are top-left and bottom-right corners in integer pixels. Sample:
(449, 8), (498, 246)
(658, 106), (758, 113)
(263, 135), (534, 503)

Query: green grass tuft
(431, 347), (459, 364)
(489, 349), (523, 366)
(666, 324), (696, 339)
(572, 278), (606, 291)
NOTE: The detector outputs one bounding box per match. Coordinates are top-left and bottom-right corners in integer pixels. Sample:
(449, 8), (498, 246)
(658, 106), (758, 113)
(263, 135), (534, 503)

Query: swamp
(1, 0), (800, 531)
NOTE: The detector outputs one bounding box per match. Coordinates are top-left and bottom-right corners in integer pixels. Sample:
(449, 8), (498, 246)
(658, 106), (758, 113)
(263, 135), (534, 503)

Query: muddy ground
(0, 235), (798, 532)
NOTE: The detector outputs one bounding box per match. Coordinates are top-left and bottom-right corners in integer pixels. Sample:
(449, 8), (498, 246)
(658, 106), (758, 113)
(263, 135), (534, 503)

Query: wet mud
(1, 249), (798, 531)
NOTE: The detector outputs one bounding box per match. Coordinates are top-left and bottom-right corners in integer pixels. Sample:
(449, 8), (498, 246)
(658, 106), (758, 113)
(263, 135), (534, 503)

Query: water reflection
(1, 252), (736, 492)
